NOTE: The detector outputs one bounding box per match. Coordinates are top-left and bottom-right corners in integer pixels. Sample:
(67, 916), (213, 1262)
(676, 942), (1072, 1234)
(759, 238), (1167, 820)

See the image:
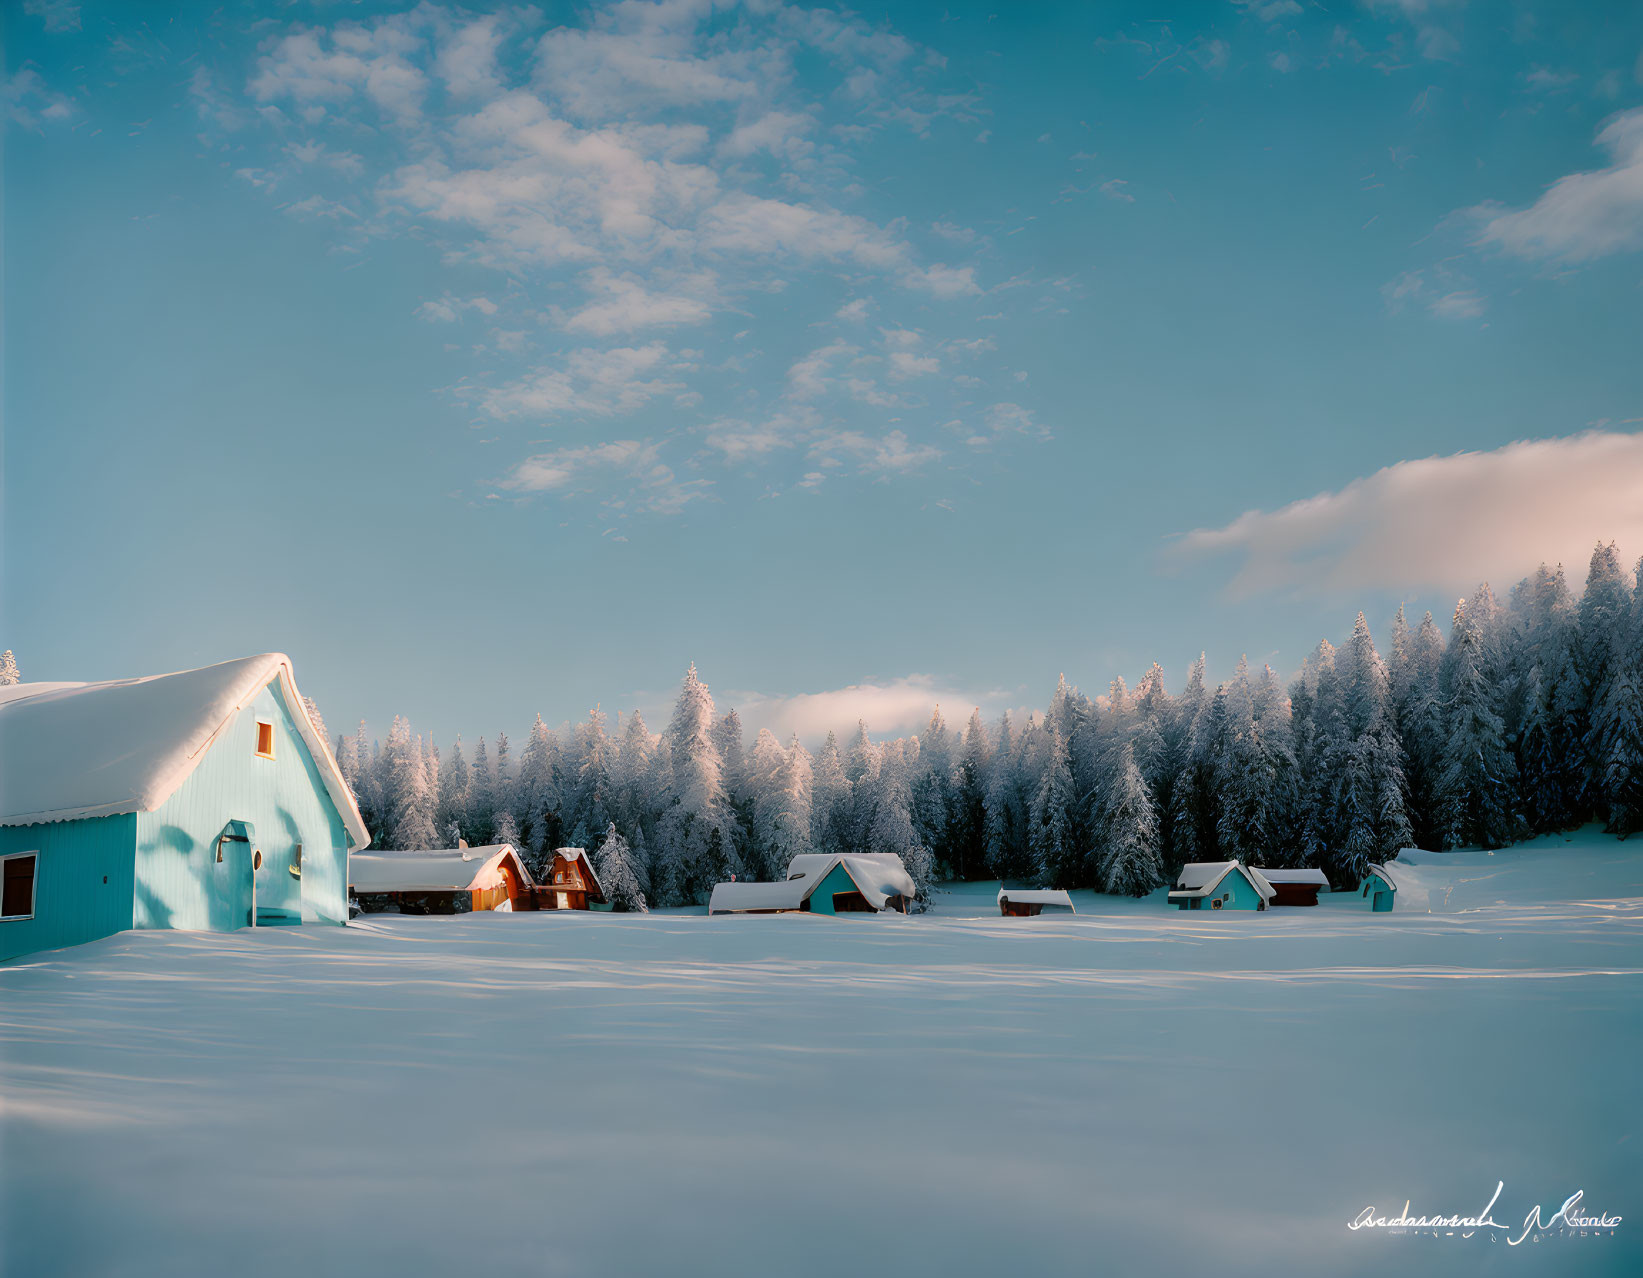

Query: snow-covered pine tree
(1166, 654), (1215, 872)
(516, 716), (563, 874)
(951, 709), (990, 880)
(1436, 598), (1522, 849)
(843, 721), (880, 851)
(468, 737), (495, 846)
(712, 709), (751, 876)
(1098, 741), (1163, 897)
(492, 731), (514, 845)
(654, 665), (739, 905)
(438, 735), (471, 846)
(1590, 559), (1643, 837)
(300, 695), (327, 743)
(810, 731), (851, 856)
(1028, 716), (1080, 887)
(745, 728), (788, 881)
(1578, 542), (1632, 819)
(912, 707), (956, 875)
(493, 807), (521, 852)
(866, 740), (933, 899)
(567, 707), (615, 844)
(0, 650), (19, 685)
(594, 822), (648, 912)
(613, 709), (655, 843)
(984, 711), (1033, 880)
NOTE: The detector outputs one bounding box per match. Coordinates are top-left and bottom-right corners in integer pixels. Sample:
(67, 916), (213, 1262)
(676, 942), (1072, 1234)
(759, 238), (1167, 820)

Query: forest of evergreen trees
(328, 542), (1643, 909)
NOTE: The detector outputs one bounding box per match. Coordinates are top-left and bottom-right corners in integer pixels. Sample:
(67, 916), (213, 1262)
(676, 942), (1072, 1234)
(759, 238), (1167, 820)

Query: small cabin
(1168, 861), (1274, 912)
(0, 653), (369, 963)
(350, 844), (535, 914)
(709, 853), (915, 916)
(533, 847), (608, 911)
(1250, 867), (1330, 907)
(1359, 862), (1426, 912)
(998, 888), (1075, 917)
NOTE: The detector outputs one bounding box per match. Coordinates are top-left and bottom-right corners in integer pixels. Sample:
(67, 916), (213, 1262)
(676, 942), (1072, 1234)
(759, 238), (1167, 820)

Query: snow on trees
(0, 650), (19, 685)
(595, 822), (648, 912)
(654, 665), (740, 906)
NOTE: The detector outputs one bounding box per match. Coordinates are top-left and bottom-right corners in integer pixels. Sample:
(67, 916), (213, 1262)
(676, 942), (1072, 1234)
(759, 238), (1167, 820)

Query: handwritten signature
(1348, 1182), (1622, 1245)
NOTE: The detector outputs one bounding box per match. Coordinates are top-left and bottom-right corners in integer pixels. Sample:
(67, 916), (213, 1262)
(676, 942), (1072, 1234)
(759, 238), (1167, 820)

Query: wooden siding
(0, 815), (136, 963)
(135, 681), (350, 933)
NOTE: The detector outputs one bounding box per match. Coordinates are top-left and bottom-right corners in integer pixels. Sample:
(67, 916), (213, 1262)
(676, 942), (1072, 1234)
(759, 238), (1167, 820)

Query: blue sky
(6, 0), (1643, 745)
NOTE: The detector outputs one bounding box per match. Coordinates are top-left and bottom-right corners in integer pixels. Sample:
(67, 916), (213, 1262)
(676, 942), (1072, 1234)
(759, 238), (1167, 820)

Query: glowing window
(1210, 897), (1223, 910)
(255, 721), (275, 759)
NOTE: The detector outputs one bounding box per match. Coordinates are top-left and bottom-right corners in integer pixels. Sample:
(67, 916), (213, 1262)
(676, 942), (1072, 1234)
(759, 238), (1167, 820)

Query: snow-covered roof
(0, 654), (370, 850)
(1250, 868), (1330, 886)
(350, 845), (523, 894)
(997, 888), (1075, 910)
(708, 879), (809, 914)
(786, 852), (916, 911)
(710, 853), (917, 915)
(1168, 861), (1276, 901)
(1365, 862), (1412, 892)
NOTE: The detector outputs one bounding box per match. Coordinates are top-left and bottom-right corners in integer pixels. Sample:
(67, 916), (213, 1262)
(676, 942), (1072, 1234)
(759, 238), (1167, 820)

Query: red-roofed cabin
(533, 847), (608, 911)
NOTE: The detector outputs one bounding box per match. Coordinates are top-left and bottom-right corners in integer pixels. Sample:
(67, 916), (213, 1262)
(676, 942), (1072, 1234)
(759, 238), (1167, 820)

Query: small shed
(0, 653), (369, 962)
(1360, 862), (1427, 913)
(709, 853), (915, 916)
(1168, 861), (1274, 912)
(533, 847), (608, 911)
(350, 844), (534, 914)
(1250, 867), (1330, 907)
(998, 888), (1075, 917)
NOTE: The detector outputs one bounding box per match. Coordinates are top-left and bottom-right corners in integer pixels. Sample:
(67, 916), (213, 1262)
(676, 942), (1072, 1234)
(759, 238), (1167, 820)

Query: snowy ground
(2, 829), (1639, 1277)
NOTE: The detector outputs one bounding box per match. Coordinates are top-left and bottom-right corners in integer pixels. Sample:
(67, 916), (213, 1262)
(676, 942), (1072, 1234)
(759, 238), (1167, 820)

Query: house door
(212, 823), (256, 930)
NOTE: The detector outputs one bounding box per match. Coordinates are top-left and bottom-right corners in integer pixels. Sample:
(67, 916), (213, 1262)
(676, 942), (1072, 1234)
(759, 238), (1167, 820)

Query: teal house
(707, 853), (916, 915)
(1359, 862), (1425, 912)
(1168, 861), (1275, 911)
(0, 654), (370, 962)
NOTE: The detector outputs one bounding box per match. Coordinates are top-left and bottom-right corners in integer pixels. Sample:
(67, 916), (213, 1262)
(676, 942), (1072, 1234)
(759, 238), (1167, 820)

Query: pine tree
(951, 709), (990, 880)
(1167, 655), (1215, 872)
(810, 730), (851, 856)
(0, 650), (19, 685)
(438, 735), (472, 846)
(654, 665), (738, 905)
(866, 741), (933, 898)
(1098, 742), (1163, 896)
(469, 737), (495, 845)
(1029, 717), (1080, 887)
(595, 822), (648, 911)
(516, 716), (563, 874)
(984, 711), (1032, 880)
(1590, 559), (1643, 837)
(1436, 599), (1522, 849)
(912, 707), (956, 874)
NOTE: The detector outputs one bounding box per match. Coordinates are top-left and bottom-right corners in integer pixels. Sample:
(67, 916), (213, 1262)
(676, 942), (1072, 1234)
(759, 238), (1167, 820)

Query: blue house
(707, 853), (916, 915)
(1359, 862), (1426, 912)
(1168, 861), (1275, 911)
(0, 654), (370, 962)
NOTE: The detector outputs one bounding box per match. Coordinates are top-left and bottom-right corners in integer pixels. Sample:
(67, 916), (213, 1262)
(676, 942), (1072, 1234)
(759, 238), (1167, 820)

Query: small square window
(255, 721), (275, 759)
(2, 853), (38, 920)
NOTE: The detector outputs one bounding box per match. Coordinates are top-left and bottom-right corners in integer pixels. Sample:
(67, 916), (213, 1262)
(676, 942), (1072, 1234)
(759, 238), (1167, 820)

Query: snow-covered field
(3, 830), (1639, 1277)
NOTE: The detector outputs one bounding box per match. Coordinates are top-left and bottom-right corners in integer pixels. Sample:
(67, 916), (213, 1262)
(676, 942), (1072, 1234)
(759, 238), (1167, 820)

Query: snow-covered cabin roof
(785, 852), (916, 911)
(707, 879), (810, 914)
(1365, 862), (1412, 892)
(0, 653), (370, 849)
(997, 888), (1076, 910)
(350, 844), (524, 894)
(1250, 868), (1330, 886)
(1168, 861), (1276, 901)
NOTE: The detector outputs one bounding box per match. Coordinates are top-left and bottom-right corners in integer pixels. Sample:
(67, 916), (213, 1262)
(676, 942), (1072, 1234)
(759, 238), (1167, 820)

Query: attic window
(2, 853), (37, 920)
(1210, 897), (1224, 910)
(255, 721), (275, 759)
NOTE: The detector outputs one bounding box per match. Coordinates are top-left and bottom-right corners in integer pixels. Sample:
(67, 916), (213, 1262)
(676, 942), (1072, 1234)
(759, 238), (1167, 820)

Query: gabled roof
(0, 654), (370, 849)
(785, 853), (916, 910)
(1365, 862), (1412, 892)
(1251, 867), (1330, 886)
(1168, 861), (1276, 901)
(998, 888), (1075, 910)
(350, 844), (524, 894)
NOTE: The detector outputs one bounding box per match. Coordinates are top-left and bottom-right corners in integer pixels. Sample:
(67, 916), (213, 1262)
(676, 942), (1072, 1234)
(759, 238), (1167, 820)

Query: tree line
(330, 542), (1643, 908)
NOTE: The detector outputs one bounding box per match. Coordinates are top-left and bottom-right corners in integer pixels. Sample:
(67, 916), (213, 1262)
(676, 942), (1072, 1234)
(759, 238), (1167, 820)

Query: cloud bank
(1172, 431), (1643, 598)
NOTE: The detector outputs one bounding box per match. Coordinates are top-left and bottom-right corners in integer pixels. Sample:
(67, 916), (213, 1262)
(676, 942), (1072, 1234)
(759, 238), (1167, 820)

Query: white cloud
(4, 67), (74, 128)
(479, 343), (687, 419)
(786, 341), (854, 399)
(501, 439), (708, 514)
(1099, 178), (1134, 203)
(813, 429), (942, 474)
(285, 140), (366, 177)
(1171, 431), (1643, 598)
(561, 267), (714, 336)
(888, 351), (940, 379)
(903, 262), (980, 296)
(250, 16), (429, 123)
(703, 414), (803, 462)
(23, 0), (79, 33)
(1380, 269), (1485, 320)
(415, 294), (497, 322)
(718, 110), (815, 162)
(732, 674), (994, 742)
(835, 297), (872, 322)
(436, 15), (507, 99)
(1470, 108), (1643, 262)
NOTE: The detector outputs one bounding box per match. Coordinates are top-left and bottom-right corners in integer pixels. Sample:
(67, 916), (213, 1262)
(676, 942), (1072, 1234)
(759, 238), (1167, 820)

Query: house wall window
(255, 720), (275, 759)
(1, 853), (38, 920)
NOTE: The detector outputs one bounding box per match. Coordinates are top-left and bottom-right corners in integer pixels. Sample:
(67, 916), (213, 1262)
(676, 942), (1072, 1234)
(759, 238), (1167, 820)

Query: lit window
(1210, 897), (1223, 910)
(2, 853), (38, 920)
(255, 721), (275, 759)
(291, 844), (302, 879)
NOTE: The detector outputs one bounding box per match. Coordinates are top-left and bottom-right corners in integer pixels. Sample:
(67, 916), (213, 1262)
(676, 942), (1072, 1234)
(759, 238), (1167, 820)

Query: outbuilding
(0, 654), (369, 962)
(350, 844), (535, 914)
(1168, 861), (1275, 912)
(533, 847), (608, 911)
(1250, 867), (1331, 907)
(708, 853), (916, 916)
(1359, 862), (1427, 913)
(998, 888), (1076, 917)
